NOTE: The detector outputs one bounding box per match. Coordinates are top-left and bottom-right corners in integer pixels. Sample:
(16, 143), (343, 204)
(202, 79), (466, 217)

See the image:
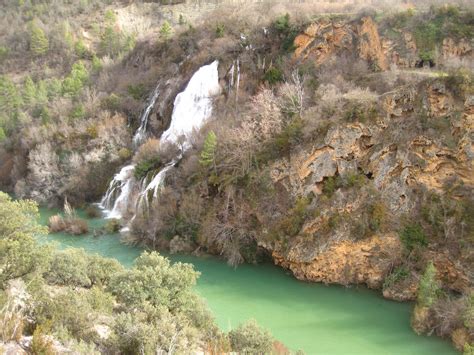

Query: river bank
(37, 207), (457, 354)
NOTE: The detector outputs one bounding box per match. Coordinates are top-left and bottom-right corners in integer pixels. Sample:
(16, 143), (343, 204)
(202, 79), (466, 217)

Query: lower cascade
(99, 60), (221, 221)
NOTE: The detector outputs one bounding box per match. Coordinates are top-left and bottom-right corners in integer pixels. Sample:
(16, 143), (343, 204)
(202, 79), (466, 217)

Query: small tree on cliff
(160, 21), (173, 41)
(418, 261), (441, 307)
(199, 130), (217, 169)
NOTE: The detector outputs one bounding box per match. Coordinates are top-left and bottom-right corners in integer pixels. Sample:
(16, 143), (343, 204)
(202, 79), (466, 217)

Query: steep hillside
(0, 0), (473, 352)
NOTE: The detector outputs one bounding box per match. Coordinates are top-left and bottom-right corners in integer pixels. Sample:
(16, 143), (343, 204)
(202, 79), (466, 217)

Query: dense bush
(399, 223), (428, 251)
(228, 319), (274, 354)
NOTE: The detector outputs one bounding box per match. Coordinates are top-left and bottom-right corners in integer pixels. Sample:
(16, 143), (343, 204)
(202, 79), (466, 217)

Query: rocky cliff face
(261, 16), (474, 303)
(294, 15), (473, 69)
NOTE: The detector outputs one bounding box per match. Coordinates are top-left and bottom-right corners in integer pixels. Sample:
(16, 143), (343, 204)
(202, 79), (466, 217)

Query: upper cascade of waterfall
(133, 84), (161, 147)
(161, 60), (220, 147)
(100, 61), (220, 221)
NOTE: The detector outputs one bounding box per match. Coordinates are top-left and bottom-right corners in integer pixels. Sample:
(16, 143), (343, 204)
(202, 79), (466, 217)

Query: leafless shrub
(133, 138), (160, 164)
(431, 296), (468, 337)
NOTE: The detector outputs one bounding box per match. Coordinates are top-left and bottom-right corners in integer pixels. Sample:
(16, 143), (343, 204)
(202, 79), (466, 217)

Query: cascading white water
(99, 165), (135, 219)
(100, 61), (220, 221)
(161, 60), (220, 146)
(133, 84), (160, 147)
(135, 60), (221, 211)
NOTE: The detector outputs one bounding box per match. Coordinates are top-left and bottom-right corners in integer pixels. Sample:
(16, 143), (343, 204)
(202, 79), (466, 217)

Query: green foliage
(273, 13), (298, 52)
(271, 197), (310, 240)
(0, 46), (9, 63)
(0, 193), (50, 287)
(399, 223), (428, 251)
(62, 61), (89, 97)
(343, 103), (377, 123)
(46, 78), (62, 99)
(104, 9), (116, 24)
(444, 68), (473, 97)
(108, 251), (199, 310)
(28, 20), (49, 56)
(199, 130), (217, 168)
(160, 21), (173, 40)
(74, 39), (89, 58)
(413, 6), (473, 60)
(91, 55), (102, 72)
(0, 128), (5, 142)
(24, 76), (39, 106)
(322, 176), (338, 197)
(417, 261), (441, 307)
(259, 118), (303, 164)
(0, 76), (22, 123)
(215, 23), (225, 38)
(32, 287), (97, 340)
(263, 67), (283, 85)
(69, 104), (86, 120)
(383, 266), (409, 290)
(101, 93), (121, 111)
(274, 13), (290, 32)
(0, 192), (47, 239)
(228, 319), (274, 354)
(127, 84), (146, 100)
(46, 249), (92, 287)
(86, 254), (123, 286)
(134, 156), (162, 179)
(99, 25), (131, 57)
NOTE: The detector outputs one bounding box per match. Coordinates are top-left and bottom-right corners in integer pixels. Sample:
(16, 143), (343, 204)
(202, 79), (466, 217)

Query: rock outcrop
(272, 234), (401, 288)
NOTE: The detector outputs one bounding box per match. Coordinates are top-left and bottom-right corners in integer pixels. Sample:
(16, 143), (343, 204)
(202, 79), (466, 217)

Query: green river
(37, 207), (457, 354)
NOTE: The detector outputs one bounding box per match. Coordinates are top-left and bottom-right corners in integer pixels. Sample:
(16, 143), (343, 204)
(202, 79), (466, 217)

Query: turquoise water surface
(37, 208), (457, 354)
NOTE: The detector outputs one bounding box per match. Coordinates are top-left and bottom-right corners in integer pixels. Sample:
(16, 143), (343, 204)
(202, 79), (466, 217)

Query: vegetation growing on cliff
(0, 0), (473, 352)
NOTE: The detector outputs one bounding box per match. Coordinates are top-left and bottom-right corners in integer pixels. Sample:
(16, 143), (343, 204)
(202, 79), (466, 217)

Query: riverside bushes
(0, 192), (278, 352)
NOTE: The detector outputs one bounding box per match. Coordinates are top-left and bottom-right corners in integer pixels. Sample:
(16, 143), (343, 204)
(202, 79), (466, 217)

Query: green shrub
(134, 156), (162, 179)
(263, 67), (283, 85)
(383, 266), (409, 290)
(0, 46), (9, 63)
(101, 93), (120, 111)
(74, 39), (89, 58)
(215, 23), (225, 38)
(46, 249), (92, 287)
(259, 118), (303, 163)
(228, 319), (274, 354)
(69, 104), (86, 120)
(28, 20), (49, 56)
(127, 84), (146, 100)
(199, 131), (217, 168)
(160, 21), (173, 40)
(399, 223), (428, 251)
(62, 61), (89, 97)
(417, 261), (441, 307)
(274, 13), (290, 32)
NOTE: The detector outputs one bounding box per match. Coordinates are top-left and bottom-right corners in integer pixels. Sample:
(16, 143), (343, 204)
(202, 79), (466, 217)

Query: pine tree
(0, 76), (22, 116)
(199, 131), (217, 168)
(23, 76), (37, 106)
(29, 20), (49, 56)
(159, 21), (173, 40)
(417, 261), (440, 307)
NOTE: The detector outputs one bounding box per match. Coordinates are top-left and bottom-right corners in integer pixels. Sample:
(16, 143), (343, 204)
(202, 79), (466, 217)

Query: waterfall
(161, 60), (220, 146)
(100, 60), (220, 221)
(99, 165), (135, 219)
(133, 84), (160, 147)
